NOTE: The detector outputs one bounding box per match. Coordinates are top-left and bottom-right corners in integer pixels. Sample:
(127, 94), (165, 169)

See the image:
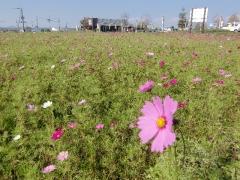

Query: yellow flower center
(156, 117), (166, 128)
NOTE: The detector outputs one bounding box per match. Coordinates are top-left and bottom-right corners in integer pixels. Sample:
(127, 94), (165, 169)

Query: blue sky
(0, 0), (239, 27)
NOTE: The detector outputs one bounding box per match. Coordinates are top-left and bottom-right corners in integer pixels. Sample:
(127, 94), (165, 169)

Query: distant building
(81, 17), (134, 32)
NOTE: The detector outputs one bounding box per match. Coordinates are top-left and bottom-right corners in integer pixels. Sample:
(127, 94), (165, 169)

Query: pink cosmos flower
(51, 128), (64, 141)
(192, 77), (202, 84)
(68, 122), (77, 129)
(96, 123), (104, 130)
(26, 103), (36, 111)
(159, 60), (165, 68)
(219, 69), (232, 78)
(42, 164), (56, 173)
(169, 78), (177, 85)
(139, 80), (154, 93)
(219, 69), (226, 76)
(137, 96), (178, 153)
(57, 151), (69, 161)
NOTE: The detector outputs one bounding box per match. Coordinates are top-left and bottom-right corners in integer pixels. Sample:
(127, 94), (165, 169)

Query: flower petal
(138, 116), (158, 144)
(141, 101), (160, 120)
(163, 96), (178, 128)
(138, 116), (157, 129)
(152, 96), (163, 116)
(151, 129), (176, 152)
(42, 164), (56, 173)
(163, 96), (178, 115)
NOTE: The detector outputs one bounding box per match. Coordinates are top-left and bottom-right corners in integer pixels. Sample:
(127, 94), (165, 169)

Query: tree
(121, 13), (129, 27)
(80, 17), (90, 30)
(137, 15), (151, 31)
(178, 8), (188, 30)
(213, 15), (224, 28)
(228, 14), (240, 23)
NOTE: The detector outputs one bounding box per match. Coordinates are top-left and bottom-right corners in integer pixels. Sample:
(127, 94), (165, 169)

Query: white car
(222, 23), (240, 32)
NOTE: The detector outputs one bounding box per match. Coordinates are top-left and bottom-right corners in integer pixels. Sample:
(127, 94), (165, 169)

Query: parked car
(222, 22), (240, 32)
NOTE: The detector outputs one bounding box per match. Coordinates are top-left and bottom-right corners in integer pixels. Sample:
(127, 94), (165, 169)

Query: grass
(0, 32), (240, 179)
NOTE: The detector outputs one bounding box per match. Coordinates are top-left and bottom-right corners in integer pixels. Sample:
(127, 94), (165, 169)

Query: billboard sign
(190, 8), (208, 23)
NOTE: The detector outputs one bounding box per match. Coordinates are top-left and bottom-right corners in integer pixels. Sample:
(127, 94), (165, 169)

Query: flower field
(0, 32), (240, 179)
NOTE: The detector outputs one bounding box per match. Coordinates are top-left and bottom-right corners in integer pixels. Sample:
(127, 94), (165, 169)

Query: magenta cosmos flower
(137, 96), (178, 152)
(169, 78), (177, 85)
(42, 164), (56, 173)
(159, 60), (165, 68)
(139, 80), (154, 93)
(51, 128), (64, 141)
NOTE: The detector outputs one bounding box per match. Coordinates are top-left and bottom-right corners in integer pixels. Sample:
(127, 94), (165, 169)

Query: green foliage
(0, 32), (240, 179)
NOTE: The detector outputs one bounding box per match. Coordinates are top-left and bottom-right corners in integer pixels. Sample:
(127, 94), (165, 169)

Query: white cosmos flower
(42, 101), (53, 108)
(146, 52), (154, 57)
(224, 74), (232, 78)
(19, 65), (25, 70)
(78, 99), (86, 105)
(60, 59), (66, 63)
(13, 135), (21, 141)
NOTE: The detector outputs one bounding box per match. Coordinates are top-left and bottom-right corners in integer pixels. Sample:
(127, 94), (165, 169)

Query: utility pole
(189, 8), (193, 33)
(20, 8), (25, 32)
(47, 16), (51, 29)
(202, 7), (207, 33)
(16, 18), (20, 31)
(65, 23), (68, 31)
(36, 16), (39, 30)
(58, 18), (61, 31)
(15, 8), (25, 32)
(161, 16), (165, 31)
